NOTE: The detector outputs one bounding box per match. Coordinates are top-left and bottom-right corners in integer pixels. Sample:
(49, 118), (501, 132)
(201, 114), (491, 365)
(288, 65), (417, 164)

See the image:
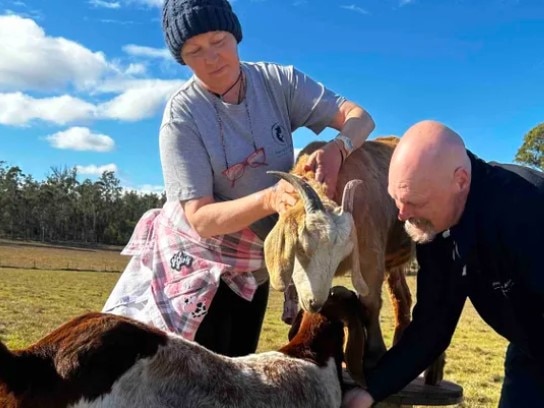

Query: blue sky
(1, 0), (543, 193)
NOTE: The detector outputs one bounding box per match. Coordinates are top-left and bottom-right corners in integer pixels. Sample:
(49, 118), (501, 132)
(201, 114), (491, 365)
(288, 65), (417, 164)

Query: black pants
(194, 279), (269, 357)
(498, 343), (544, 407)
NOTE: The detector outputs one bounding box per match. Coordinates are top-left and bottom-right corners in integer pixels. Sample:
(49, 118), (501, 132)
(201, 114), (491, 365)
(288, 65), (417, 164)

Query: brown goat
(265, 137), (445, 383)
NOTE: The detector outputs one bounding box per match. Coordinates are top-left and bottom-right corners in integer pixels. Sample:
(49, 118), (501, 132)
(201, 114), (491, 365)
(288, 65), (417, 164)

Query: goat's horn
(341, 179), (363, 214)
(267, 171), (325, 213)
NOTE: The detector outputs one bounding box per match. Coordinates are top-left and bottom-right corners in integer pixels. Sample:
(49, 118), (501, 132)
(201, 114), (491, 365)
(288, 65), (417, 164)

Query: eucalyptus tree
(515, 123), (544, 171)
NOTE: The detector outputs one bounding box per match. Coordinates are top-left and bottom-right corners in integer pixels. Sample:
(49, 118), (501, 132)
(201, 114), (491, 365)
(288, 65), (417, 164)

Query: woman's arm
(182, 181), (296, 238)
(305, 100), (375, 198)
(329, 100), (375, 151)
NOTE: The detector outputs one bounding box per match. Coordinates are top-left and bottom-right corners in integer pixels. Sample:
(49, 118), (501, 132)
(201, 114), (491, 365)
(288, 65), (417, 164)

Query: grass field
(0, 241), (507, 407)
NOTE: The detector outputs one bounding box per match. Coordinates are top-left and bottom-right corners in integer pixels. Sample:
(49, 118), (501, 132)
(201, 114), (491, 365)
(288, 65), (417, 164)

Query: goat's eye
(295, 240), (312, 266)
(297, 231), (315, 258)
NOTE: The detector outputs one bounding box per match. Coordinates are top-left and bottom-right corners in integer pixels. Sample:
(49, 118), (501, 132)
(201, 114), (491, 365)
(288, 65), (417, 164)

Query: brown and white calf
(0, 286), (366, 408)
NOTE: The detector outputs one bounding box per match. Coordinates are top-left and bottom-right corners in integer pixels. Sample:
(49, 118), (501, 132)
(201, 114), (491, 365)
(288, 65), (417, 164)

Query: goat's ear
(343, 302), (366, 388)
(0, 341), (29, 394)
(287, 309), (305, 341)
(338, 180), (369, 296)
(264, 216), (295, 291)
(348, 217), (369, 297)
(340, 179), (363, 214)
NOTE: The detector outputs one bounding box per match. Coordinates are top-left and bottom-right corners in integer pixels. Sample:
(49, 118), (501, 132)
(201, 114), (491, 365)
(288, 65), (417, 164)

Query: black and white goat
(0, 286), (366, 408)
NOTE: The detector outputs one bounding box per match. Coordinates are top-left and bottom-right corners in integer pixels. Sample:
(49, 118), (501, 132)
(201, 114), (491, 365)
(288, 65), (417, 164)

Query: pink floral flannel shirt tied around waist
(102, 201), (265, 340)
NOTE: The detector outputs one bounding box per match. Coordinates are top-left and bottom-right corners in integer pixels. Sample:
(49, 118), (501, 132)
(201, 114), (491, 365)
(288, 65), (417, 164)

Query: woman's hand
(303, 141), (343, 199)
(264, 180), (298, 214)
(342, 387), (375, 408)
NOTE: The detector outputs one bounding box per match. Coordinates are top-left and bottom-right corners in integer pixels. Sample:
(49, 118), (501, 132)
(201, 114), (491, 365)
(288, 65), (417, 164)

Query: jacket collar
(445, 151), (485, 263)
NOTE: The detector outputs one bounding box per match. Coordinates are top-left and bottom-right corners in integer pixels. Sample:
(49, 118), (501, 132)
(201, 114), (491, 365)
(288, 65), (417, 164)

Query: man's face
(404, 217), (437, 244)
(388, 179), (454, 244)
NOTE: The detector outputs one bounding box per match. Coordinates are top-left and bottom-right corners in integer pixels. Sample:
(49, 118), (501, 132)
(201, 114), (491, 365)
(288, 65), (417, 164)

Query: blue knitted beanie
(162, 0), (242, 65)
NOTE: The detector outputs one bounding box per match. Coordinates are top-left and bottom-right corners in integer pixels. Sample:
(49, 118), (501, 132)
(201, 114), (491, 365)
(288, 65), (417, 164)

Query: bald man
(343, 121), (544, 408)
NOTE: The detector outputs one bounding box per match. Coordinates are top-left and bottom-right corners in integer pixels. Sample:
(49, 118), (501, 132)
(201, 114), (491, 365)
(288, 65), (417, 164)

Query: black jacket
(366, 152), (544, 401)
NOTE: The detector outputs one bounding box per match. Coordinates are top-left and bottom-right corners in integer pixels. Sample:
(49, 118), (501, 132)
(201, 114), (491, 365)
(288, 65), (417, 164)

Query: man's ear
(453, 167), (470, 192)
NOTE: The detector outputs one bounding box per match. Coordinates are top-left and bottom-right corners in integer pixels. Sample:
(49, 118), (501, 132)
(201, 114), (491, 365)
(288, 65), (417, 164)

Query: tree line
(0, 162), (165, 245)
(1, 122), (542, 247)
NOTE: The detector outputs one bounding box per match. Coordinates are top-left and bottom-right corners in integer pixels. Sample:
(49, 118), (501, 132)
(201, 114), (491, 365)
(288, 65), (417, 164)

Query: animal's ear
(0, 340), (30, 395)
(287, 309), (305, 341)
(264, 216), (295, 291)
(281, 283), (299, 325)
(343, 297), (367, 388)
(334, 217), (368, 297)
(340, 179), (363, 214)
(347, 217), (369, 297)
(338, 180), (369, 296)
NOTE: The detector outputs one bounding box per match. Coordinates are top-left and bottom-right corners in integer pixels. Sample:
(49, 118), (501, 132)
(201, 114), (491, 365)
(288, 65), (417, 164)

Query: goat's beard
(404, 218), (437, 244)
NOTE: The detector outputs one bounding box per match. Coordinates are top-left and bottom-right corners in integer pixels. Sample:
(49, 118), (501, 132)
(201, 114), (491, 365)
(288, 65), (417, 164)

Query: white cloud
(0, 15), (112, 92)
(45, 127), (115, 152)
(89, 0), (121, 9)
(123, 63), (148, 76)
(340, 4), (369, 14)
(399, 0), (414, 6)
(0, 93), (96, 126)
(0, 78), (184, 125)
(123, 45), (172, 60)
(97, 79), (184, 121)
(93, 78), (182, 94)
(76, 163), (119, 176)
(0, 15), (187, 126)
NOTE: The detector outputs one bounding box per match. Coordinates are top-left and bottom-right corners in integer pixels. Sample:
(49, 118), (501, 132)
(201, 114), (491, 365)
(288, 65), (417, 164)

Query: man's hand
(342, 387), (375, 408)
(303, 141), (343, 199)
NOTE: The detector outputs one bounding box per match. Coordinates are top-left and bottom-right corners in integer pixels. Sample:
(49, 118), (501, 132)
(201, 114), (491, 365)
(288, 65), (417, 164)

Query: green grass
(0, 240), (506, 407)
(0, 268), (120, 347)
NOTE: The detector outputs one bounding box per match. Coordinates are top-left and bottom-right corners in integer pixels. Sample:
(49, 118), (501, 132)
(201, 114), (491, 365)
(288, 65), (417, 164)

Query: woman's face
(181, 31), (240, 94)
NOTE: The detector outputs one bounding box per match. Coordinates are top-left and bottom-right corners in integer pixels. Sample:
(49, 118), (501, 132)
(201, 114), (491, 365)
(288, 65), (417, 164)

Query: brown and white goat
(265, 137), (444, 383)
(0, 287), (365, 408)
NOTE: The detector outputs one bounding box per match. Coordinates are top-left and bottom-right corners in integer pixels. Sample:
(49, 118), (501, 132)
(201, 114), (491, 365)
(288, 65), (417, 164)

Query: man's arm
(365, 242), (467, 402)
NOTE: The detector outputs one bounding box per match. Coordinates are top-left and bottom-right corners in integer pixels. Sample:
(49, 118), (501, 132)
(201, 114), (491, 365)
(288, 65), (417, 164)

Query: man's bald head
(390, 120), (470, 186)
(388, 120), (472, 242)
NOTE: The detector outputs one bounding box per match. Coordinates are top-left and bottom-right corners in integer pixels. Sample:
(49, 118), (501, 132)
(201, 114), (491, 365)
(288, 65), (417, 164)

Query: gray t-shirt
(159, 61), (345, 206)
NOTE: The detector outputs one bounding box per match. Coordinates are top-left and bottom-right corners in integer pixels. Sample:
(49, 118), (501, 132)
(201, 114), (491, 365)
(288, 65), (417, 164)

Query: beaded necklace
(212, 69), (257, 170)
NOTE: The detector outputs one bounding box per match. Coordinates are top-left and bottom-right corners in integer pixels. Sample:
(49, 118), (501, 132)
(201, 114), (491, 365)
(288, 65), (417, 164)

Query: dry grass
(0, 240), (506, 407)
(0, 239), (128, 272)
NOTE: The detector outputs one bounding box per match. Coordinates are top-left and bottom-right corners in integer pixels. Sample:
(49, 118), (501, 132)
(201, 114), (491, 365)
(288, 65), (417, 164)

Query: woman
(103, 0), (375, 358)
